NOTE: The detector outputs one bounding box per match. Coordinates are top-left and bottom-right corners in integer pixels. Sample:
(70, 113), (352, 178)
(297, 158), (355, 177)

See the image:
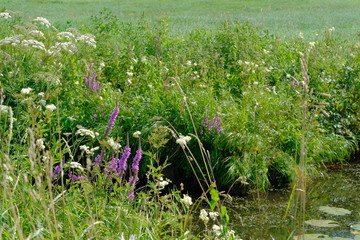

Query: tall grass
(0, 9), (359, 239)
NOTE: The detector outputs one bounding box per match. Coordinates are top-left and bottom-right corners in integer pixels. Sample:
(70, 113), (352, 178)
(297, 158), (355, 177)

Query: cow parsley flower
(107, 138), (121, 151)
(133, 131), (141, 138)
(181, 194), (193, 207)
(36, 138), (45, 150)
(199, 209), (209, 224)
(45, 104), (56, 112)
(0, 12), (11, 19)
(21, 88), (32, 94)
(176, 135), (191, 148)
(33, 17), (51, 28)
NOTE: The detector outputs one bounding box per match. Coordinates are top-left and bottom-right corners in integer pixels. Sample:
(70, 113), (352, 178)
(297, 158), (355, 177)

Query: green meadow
(0, 1), (359, 239)
(2, 0), (360, 38)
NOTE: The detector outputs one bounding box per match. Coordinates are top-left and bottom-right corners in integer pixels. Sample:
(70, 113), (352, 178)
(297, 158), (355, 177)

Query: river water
(227, 163), (360, 240)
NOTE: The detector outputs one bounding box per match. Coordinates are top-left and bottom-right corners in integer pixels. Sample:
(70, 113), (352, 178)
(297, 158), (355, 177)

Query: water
(226, 163), (360, 239)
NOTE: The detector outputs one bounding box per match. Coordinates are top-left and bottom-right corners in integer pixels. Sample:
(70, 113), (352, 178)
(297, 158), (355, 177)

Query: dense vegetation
(0, 9), (359, 239)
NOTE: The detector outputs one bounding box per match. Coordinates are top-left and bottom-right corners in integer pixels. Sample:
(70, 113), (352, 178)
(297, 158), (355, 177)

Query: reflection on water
(226, 163), (360, 240)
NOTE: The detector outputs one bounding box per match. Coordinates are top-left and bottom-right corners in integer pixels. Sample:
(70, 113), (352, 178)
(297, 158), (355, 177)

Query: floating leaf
(294, 234), (330, 240)
(305, 219), (339, 227)
(319, 206), (351, 216)
(352, 224), (360, 231)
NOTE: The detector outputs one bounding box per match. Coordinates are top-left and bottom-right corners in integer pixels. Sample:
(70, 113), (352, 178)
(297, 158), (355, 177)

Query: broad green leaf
(304, 219), (339, 227)
(294, 234), (330, 240)
(319, 206), (351, 216)
(351, 224), (360, 231)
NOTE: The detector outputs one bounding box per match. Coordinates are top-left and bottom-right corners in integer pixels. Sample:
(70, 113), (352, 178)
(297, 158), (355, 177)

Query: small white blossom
(36, 138), (45, 150)
(181, 194), (193, 207)
(0, 12), (11, 19)
(126, 72), (134, 77)
(199, 209), (209, 224)
(45, 104), (56, 112)
(141, 56), (148, 63)
(21, 39), (46, 51)
(21, 88), (32, 94)
(57, 32), (75, 41)
(0, 105), (10, 114)
(176, 135), (191, 148)
(28, 30), (45, 39)
(67, 116), (76, 121)
(68, 162), (84, 171)
(156, 177), (169, 190)
(33, 17), (51, 28)
(107, 138), (121, 151)
(309, 41), (316, 48)
(212, 224), (223, 236)
(76, 127), (97, 139)
(38, 92), (45, 97)
(76, 34), (96, 48)
(133, 131), (141, 138)
(49, 42), (77, 54)
(209, 211), (220, 221)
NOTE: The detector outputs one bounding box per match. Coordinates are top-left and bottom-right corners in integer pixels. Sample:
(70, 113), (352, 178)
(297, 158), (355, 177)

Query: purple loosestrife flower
(201, 115), (223, 134)
(104, 106), (120, 138)
(94, 152), (103, 168)
(68, 172), (85, 182)
(107, 157), (120, 176)
(84, 64), (102, 93)
(53, 164), (62, 179)
(128, 146), (142, 201)
(131, 148), (142, 173)
(118, 145), (131, 178)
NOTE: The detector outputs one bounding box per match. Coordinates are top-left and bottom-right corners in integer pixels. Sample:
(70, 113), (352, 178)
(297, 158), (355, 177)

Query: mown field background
(2, 0), (360, 38)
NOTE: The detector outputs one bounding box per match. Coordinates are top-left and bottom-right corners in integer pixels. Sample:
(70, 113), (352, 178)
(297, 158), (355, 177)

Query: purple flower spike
(118, 145), (131, 177)
(68, 172), (85, 182)
(53, 164), (62, 179)
(131, 148), (142, 172)
(104, 106), (120, 138)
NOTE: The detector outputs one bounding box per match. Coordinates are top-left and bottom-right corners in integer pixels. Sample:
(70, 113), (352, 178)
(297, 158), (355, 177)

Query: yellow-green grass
(1, 0), (360, 38)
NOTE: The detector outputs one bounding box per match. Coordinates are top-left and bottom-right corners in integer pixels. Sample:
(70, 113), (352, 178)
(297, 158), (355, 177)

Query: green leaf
(351, 224), (360, 230)
(304, 219), (339, 228)
(319, 206), (351, 216)
(294, 234), (330, 240)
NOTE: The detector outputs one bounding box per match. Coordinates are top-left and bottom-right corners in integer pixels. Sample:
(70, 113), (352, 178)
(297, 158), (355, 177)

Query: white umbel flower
(0, 12), (11, 19)
(181, 194), (193, 207)
(176, 135), (191, 148)
(68, 162), (84, 171)
(199, 209), (209, 224)
(21, 88), (32, 94)
(33, 17), (51, 28)
(107, 138), (121, 151)
(133, 131), (141, 138)
(45, 104), (57, 112)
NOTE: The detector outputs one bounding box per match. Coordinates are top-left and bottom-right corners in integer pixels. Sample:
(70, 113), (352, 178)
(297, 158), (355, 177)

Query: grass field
(1, 0), (360, 38)
(1, 1), (359, 239)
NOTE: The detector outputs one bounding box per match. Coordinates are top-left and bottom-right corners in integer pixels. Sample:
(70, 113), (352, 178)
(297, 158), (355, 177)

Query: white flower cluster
(21, 39), (46, 51)
(49, 42), (77, 54)
(199, 209), (209, 224)
(76, 34), (96, 48)
(0, 12), (11, 19)
(181, 194), (193, 207)
(33, 17), (51, 28)
(176, 135), (191, 148)
(107, 138), (121, 151)
(80, 145), (99, 156)
(21, 88), (32, 94)
(76, 127), (98, 139)
(36, 138), (45, 150)
(156, 177), (170, 190)
(133, 131), (141, 138)
(0, 35), (23, 46)
(28, 30), (45, 39)
(68, 162), (84, 171)
(0, 105), (10, 114)
(45, 104), (56, 112)
(57, 32), (75, 41)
